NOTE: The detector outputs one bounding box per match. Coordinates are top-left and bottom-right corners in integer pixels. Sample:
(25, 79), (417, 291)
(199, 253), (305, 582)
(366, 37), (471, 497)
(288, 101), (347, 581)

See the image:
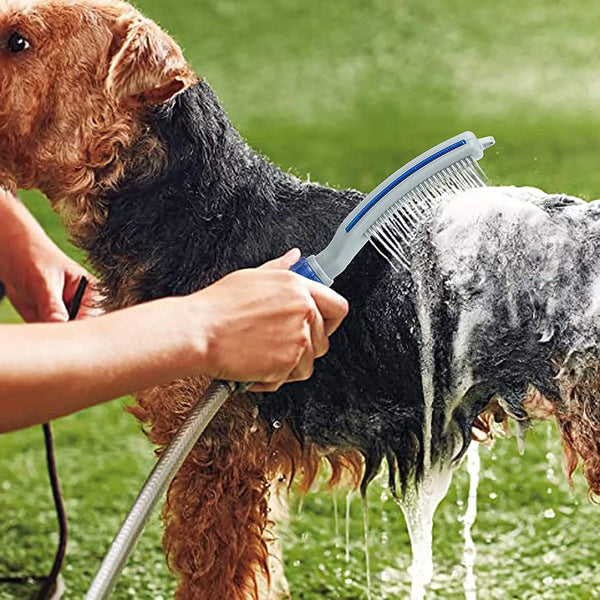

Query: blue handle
(290, 257), (324, 284)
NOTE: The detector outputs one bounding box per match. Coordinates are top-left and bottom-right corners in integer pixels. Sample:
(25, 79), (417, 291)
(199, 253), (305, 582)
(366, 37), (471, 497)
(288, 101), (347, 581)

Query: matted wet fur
(1, 1), (599, 597)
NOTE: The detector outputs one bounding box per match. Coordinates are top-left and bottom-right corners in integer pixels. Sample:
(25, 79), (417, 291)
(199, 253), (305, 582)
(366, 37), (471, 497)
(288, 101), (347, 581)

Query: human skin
(0, 189), (99, 322)
(0, 190), (348, 432)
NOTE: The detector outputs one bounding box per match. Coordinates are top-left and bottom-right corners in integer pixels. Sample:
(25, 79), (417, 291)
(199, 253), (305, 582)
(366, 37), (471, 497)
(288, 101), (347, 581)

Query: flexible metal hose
(85, 379), (250, 600)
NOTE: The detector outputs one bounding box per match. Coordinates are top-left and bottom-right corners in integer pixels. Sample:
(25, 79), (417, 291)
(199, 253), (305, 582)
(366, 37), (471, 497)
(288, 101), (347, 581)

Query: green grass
(1, 0), (599, 597)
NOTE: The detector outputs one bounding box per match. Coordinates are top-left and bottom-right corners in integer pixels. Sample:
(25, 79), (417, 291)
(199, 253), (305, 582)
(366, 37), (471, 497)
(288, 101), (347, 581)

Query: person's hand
(0, 191), (100, 322)
(185, 249), (349, 391)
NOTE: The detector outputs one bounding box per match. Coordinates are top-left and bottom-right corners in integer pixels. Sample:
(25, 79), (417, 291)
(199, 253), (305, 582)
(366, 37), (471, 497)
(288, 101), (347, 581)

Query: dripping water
(398, 226), (460, 600)
(514, 420), (529, 455)
(362, 495), (372, 600)
(461, 442), (480, 600)
(345, 492), (352, 563)
(333, 493), (340, 545)
(398, 229), (439, 600)
(400, 467), (454, 600)
(545, 421), (558, 491)
(351, 160), (486, 597)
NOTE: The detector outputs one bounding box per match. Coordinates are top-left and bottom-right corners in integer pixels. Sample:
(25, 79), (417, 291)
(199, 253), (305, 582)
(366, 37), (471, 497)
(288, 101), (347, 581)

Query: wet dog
(0, 1), (598, 597)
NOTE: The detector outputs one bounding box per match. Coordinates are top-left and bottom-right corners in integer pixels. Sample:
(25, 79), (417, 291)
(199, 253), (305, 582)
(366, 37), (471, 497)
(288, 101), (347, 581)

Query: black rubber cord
(0, 276), (89, 600)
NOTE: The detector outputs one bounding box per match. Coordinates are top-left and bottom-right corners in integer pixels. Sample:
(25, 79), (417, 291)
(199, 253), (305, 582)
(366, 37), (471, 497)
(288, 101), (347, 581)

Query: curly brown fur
(131, 379), (274, 599)
(130, 378), (362, 599)
(0, 0), (195, 242)
(555, 353), (600, 499)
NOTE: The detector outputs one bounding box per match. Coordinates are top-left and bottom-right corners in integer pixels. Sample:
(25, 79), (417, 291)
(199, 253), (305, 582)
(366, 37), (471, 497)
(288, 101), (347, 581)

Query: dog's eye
(6, 32), (30, 54)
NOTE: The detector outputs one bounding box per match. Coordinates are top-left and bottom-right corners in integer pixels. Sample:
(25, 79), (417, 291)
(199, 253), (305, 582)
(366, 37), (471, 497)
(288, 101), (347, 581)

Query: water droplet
(543, 508), (556, 519)
(489, 492), (497, 500)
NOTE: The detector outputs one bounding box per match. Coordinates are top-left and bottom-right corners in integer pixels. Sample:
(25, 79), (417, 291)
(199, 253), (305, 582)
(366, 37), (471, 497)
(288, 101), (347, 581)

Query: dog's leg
(131, 380), (272, 600)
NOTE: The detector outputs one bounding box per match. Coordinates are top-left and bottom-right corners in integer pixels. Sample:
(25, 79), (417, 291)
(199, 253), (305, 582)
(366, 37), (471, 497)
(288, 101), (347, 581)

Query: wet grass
(1, 0), (599, 597)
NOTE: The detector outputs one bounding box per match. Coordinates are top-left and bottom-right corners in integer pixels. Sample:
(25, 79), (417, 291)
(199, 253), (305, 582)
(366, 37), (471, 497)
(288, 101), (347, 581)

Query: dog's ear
(107, 15), (196, 105)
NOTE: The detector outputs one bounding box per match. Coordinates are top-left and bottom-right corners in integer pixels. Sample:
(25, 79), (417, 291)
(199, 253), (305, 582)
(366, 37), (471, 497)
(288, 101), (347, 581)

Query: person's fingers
(248, 319), (315, 391)
(304, 280), (349, 336)
(39, 272), (69, 323)
(258, 248), (301, 271)
(250, 381), (286, 392)
(283, 318), (315, 382)
(287, 347), (315, 382)
(7, 292), (38, 323)
(258, 249), (348, 336)
(307, 298), (329, 358)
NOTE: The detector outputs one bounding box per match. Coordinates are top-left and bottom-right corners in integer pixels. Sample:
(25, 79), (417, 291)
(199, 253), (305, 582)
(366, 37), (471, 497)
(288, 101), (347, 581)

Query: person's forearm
(0, 297), (204, 432)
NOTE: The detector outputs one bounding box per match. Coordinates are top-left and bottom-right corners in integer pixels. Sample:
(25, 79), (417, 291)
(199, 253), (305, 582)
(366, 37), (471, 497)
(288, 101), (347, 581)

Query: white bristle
(367, 158), (486, 271)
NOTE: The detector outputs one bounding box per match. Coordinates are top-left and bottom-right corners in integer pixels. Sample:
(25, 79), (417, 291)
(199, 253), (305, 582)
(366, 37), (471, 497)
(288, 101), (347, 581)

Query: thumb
(259, 248), (301, 271)
(40, 280), (70, 323)
(41, 297), (69, 322)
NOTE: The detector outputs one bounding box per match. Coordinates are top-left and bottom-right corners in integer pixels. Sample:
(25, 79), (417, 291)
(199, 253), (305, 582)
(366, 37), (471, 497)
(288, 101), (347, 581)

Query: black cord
(0, 276), (88, 599)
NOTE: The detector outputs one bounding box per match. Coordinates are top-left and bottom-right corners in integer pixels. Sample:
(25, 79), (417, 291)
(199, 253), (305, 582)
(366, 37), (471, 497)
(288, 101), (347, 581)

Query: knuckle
(317, 338), (330, 357)
(299, 332), (311, 352)
(282, 349), (300, 372)
(298, 364), (314, 381)
(341, 298), (350, 316)
(305, 364), (314, 379)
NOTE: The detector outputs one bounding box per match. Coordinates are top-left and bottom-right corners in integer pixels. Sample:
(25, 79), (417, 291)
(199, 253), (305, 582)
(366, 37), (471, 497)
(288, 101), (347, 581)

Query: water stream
(362, 496), (372, 600)
(399, 465), (454, 600)
(461, 442), (481, 600)
(345, 491), (352, 563)
(333, 493), (340, 544)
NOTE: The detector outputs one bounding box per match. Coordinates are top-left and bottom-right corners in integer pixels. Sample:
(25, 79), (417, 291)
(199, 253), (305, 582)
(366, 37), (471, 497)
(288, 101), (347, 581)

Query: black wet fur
(86, 82), (600, 494)
(85, 82), (429, 494)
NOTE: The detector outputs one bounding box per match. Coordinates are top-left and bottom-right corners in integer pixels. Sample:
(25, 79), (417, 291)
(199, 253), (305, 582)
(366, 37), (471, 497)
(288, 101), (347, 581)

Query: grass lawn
(1, 0), (599, 598)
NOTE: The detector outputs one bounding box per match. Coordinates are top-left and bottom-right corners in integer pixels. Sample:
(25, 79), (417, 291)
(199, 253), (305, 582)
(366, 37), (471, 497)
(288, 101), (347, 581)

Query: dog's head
(0, 0), (196, 225)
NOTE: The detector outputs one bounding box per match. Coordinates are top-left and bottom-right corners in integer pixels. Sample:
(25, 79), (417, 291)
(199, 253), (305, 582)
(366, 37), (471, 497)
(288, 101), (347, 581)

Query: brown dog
(0, 2), (362, 597)
(2, 2), (599, 599)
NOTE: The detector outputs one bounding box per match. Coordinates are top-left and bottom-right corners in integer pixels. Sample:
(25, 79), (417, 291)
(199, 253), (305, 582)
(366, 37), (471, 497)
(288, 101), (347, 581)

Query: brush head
(305, 132), (494, 284)
(368, 156), (488, 270)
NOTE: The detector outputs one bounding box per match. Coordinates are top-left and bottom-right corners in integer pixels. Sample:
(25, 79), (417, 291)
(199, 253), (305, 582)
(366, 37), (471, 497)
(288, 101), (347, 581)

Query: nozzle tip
(479, 136), (495, 149)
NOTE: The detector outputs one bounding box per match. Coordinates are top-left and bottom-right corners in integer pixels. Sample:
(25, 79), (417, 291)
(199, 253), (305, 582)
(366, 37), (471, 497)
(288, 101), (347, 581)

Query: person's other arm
(0, 189), (98, 321)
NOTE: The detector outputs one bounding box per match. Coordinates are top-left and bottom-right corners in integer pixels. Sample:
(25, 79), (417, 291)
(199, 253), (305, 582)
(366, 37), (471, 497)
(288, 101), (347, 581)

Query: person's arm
(0, 251), (349, 433)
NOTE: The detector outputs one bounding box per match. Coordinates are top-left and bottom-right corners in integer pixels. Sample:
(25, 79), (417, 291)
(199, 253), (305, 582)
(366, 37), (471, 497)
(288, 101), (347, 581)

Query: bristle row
(367, 158), (486, 271)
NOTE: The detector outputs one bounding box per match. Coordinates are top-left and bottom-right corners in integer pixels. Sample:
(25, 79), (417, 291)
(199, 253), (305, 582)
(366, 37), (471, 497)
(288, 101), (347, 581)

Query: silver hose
(85, 379), (249, 599)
